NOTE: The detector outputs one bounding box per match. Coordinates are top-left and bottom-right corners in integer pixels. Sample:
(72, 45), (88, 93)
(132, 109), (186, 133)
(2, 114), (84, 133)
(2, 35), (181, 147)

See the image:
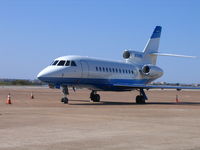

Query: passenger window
(57, 60), (66, 66)
(103, 67), (105, 72)
(106, 68), (108, 72)
(123, 69), (125, 73)
(52, 60), (59, 65)
(119, 69), (121, 73)
(99, 67), (102, 71)
(129, 70), (131, 74)
(65, 60), (70, 66)
(116, 68), (118, 73)
(109, 68), (112, 72)
(71, 61), (77, 66)
(112, 68), (115, 72)
(96, 67), (98, 71)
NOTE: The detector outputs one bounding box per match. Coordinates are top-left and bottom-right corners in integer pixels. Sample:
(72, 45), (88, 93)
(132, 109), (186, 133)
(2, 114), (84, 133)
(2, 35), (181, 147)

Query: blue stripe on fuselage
(39, 77), (150, 91)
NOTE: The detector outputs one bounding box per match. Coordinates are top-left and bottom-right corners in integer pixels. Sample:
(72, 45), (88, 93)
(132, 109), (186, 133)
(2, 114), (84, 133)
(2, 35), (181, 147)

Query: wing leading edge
(114, 84), (200, 90)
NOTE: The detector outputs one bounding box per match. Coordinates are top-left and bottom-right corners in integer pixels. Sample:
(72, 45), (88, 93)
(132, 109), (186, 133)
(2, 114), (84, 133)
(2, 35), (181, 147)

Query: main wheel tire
(141, 98), (146, 104)
(94, 94), (100, 102)
(136, 96), (140, 104)
(136, 95), (146, 104)
(91, 94), (100, 102)
(61, 97), (64, 103)
(90, 95), (95, 101)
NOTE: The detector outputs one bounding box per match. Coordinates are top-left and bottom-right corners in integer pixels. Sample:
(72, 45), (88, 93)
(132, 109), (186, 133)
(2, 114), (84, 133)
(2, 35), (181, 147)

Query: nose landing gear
(61, 86), (69, 104)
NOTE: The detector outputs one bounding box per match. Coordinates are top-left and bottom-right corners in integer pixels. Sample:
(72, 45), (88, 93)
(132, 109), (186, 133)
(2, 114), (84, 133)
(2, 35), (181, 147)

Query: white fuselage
(37, 55), (163, 91)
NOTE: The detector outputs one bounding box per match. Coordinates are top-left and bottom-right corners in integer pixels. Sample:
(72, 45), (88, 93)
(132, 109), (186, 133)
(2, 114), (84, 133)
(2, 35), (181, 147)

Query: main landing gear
(60, 87), (147, 104)
(61, 86), (69, 104)
(135, 88), (148, 104)
(90, 90), (100, 102)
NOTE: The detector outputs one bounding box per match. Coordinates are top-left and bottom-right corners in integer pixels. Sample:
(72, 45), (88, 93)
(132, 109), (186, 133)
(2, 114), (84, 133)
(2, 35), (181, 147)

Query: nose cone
(37, 69), (48, 81)
(37, 66), (54, 81)
(37, 66), (65, 82)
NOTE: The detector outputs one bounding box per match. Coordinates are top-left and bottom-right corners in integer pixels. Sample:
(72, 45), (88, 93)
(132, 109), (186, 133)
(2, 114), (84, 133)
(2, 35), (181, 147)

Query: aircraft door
(80, 60), (89, 78)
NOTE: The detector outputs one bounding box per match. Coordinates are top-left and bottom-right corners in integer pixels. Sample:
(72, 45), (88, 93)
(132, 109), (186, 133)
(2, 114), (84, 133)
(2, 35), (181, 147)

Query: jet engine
(141, 65), (163, 78)
(123, 50), (144, 64)
(123, 50), (144, 59)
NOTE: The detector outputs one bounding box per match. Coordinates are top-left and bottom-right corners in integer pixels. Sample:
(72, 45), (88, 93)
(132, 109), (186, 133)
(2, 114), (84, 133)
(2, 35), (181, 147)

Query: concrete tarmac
(0, 86), (200, 150)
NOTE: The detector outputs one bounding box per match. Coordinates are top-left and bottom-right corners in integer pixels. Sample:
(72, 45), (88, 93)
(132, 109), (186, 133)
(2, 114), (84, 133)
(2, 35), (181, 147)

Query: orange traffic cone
(6, 93), (12, 104)
(176, 95), (179, 103)
(30, 92), (34, 99)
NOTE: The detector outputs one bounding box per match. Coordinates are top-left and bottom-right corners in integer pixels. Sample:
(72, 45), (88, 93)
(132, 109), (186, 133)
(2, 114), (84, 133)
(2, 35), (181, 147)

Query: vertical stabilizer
(143, 26), (162, 65)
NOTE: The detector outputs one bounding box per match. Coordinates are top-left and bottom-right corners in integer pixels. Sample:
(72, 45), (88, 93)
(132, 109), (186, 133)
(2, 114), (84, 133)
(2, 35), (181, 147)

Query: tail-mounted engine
(123, 50), (144, 64)
(141, 64), (163, 78)
(123, 50), (163, 79)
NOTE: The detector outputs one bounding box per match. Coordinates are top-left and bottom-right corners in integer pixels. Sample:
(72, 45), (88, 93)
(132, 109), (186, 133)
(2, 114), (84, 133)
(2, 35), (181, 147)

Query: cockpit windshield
(65, 60), (70, 66)
(52, 60), (59, 65)
(51, 60), (77, 67)
(57, 60), (66, 66)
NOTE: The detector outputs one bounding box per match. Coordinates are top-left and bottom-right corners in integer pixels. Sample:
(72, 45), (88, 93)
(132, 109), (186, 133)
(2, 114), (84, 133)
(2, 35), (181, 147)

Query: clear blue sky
(0, 0), (200, 83)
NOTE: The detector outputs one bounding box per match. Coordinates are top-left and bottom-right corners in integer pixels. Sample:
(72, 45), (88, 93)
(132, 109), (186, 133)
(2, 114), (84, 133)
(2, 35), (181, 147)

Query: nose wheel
(61, 97), (68, 104)
(90, 91), (100, 102)
(61, 86), (69, 104)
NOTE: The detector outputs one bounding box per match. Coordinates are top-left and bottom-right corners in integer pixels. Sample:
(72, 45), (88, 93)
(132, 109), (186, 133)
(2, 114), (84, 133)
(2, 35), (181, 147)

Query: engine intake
(142, 65), (150, 74)
(123, 50), (131, 59)
(141, 65), (163, 78)
(122, 50), (144, 64)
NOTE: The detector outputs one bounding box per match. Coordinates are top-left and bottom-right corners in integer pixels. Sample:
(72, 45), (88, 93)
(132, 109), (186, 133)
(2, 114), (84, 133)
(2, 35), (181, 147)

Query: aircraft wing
(113, 84), (200, 90)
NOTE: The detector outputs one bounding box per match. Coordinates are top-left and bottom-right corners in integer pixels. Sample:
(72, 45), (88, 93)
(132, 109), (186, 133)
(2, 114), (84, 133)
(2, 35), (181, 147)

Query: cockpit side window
(71, 61), (77, 66)
(52, 60), (59, 65)
(65, 60), (70, 66)
(57, 60), (66, 66)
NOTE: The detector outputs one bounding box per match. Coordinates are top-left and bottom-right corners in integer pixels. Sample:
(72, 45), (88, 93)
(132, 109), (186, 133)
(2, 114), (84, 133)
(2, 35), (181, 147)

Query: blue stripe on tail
(151, 26), (162, 39)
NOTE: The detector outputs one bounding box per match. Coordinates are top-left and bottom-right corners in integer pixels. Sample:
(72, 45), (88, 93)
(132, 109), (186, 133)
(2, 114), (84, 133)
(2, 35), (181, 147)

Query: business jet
(37, 26), (199, 104)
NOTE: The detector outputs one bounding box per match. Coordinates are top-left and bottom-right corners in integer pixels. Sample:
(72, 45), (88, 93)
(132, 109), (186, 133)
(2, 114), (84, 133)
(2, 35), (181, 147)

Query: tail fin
(143, 26), (162, 65)
(123, 26), (195, 65)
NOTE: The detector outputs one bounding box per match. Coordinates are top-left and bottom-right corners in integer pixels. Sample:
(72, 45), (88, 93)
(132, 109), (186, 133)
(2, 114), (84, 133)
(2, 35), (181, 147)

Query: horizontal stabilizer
(150, 53), (196, 58)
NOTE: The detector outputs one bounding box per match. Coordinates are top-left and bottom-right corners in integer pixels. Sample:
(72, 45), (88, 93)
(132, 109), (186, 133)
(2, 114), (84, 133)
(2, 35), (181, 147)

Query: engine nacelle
(123, 50), (144, 64)
(141, 65), (163, 78)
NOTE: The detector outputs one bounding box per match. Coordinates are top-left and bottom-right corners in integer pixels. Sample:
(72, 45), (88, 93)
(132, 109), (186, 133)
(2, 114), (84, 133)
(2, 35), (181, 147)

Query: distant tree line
(0, 79), (45, 86)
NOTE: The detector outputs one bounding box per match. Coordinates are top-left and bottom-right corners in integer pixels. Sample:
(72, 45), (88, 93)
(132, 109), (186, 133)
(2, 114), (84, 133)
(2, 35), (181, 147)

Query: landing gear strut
(135, 88), (148, 104)
(61, 86), (69, 104)
(90, 91), (100, 102)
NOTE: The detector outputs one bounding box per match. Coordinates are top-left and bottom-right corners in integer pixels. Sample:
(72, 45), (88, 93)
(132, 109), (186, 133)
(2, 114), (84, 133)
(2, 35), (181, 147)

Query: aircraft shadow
(69, 99), (200, 106)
